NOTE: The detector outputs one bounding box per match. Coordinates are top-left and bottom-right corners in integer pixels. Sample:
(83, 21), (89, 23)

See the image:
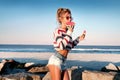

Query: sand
(0, 52), (120, 70)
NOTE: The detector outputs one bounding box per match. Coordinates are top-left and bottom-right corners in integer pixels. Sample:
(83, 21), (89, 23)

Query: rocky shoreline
(0, 59), (120, 80)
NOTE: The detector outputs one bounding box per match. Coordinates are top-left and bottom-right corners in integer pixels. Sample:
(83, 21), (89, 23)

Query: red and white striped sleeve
(53, 28), (72, 50)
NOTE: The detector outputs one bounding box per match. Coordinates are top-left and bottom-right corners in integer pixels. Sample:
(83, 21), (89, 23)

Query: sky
(0, 0), (120, 45)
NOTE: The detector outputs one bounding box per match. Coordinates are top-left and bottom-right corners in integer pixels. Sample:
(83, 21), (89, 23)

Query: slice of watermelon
(66, 22), (75, 26)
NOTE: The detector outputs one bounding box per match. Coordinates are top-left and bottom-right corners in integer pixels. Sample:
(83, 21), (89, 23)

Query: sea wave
(72, 48), (120, 51)
(0, 48), (53, 52)
(71, 48), (120, 54)
(0, 45), (120, 54)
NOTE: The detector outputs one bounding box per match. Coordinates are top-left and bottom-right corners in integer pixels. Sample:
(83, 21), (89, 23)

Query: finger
(72, 26), (74, 29)
(83, 30), (86, 34)
(82, 34), (85, 38)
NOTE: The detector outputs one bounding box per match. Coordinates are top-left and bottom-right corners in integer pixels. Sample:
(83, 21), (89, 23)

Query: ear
(58, 17), (62, 21)
(58, 17), (62, 23)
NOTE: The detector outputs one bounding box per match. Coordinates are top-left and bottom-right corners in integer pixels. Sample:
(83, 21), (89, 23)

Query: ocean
(0, 44), (120, 54)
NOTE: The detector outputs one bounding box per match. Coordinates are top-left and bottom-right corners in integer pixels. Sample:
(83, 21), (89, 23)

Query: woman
(47, 8), (86, 80)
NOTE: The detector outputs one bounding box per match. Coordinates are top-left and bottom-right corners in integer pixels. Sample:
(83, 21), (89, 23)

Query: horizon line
(0, 44), (120, 46)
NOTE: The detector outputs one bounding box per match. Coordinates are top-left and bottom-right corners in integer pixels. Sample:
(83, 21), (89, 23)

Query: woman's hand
(66, 22), (75, 32)
(79, 30), (86, 41)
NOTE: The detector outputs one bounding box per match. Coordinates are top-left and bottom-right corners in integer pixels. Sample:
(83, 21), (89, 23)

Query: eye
(66, 16), (72, 20)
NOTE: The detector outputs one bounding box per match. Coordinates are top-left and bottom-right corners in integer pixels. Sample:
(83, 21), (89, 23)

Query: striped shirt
(53, 28), (80, 51)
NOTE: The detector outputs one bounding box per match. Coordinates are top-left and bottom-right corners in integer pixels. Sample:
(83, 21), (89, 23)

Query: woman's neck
(60, 24), (66, 30)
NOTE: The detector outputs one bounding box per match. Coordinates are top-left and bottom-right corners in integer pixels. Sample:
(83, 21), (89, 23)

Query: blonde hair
(57, 8), (71, 24)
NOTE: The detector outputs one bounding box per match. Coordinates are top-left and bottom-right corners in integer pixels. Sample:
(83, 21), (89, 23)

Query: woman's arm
(72, 30), (86, 48)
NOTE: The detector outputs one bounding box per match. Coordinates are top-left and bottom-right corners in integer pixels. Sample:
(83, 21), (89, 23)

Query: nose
(69, 17), (72, 21)
(70, 18), (72, 21)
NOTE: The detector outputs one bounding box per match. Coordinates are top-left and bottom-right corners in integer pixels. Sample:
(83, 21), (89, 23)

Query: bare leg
(48, 65), (61, 80)
(62, 70), (70, 80)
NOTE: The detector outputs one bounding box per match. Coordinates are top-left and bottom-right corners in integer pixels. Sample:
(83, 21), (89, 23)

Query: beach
(0, 52), (120, 70)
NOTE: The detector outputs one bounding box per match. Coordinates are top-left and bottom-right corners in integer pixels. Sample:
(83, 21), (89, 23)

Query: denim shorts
(48, 52), (67, 70)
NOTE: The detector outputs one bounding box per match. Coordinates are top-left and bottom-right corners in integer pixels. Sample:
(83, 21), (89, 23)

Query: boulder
(43, 66), (83, 80)
(24, 62), (35, 68)
(1, 62), (19, 74)
(28, 66), (48, 73)
(1, 59), (9, 63)
(0, 59), (27, 74)
(42, 72), (51, 80)
(0, 63), (5, 74)
(82, 70), (120, 80)
(0, 76), (3, 80)
(101, 63), (120, 72)
(68, 66), (83, 80)
(3, 72), (42, 80)
(69, 67), (120, 80)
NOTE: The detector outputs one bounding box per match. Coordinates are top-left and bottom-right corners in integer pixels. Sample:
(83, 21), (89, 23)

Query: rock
(0, 63), (5, 73)
(0, 59), (26, 74)
(68, 66), (84, 80)
(43, 66), (84, 80)
(1, 62), (17, 74)
(0, 59), (48, 75)
(114, 73), (120, 80)
(82, 70), (120, 80)
(31, 75), (42, 80)
(24, 62), (35, 68)
(0, 76), (3, 80)
(3, 72), (42, 80)
(106, 63), (119, 70)
(101, 63), (120, 72)
(0, 59), (20, 74)
(42, 72), (51, 80)
(1, 59), (9, 63)
(28, 66), (48, 73)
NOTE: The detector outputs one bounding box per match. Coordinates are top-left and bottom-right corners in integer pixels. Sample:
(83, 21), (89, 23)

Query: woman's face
(61, 12), (72, 27)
